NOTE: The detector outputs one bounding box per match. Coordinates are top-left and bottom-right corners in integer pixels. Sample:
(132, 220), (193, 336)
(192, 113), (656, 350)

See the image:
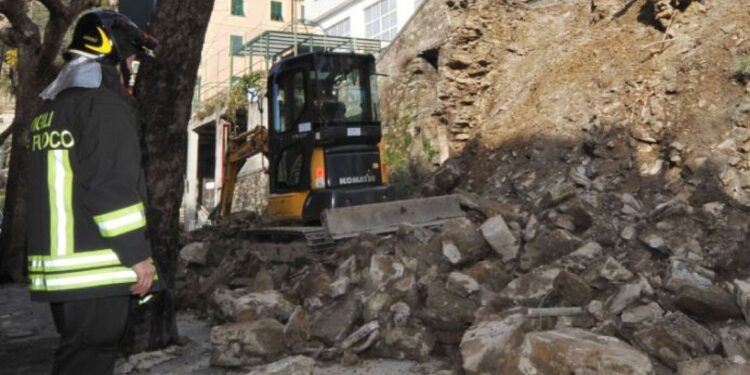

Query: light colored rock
(558, 241), (603, 271)
(500, 328), (654, 375)
(446, 271), (480, 297)
(442, 240), (462, 265)
(116, 347), (178, 374)
(620, 226), (637, 241)
(499, 267), (561, 306)
(368, 254), (405, 290)
(372, 326), (435, 362)
(179, 242), (208, 266)
(664, 259), (715, 293)
(621, 302), (664, 326)
(734, 279), (750, 323)
(328, 277), (350, 298)
(639, 234), (671, 255)
(480, 215), (519, 262)
(600, 257), (634, 282)
(676, 355), (726, 375)
(460, 312), (527, 375)
(390, 302), (411, 327)
(210, 319), (286, 367)
(245, 356), (315, 375)
(607, 278), (652, 314)
(717, 322), (750, 364)
(440, 217), (487, 265)
(211, 288), (295, 323)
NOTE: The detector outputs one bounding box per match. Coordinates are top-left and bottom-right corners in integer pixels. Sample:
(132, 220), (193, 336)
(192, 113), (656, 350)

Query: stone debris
(500, 328), (654, 375)
(176, 2), (750, 371)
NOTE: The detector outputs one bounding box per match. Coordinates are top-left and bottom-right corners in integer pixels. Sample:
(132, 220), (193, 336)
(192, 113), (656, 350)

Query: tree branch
(0, 121), (14, 145)
(37, 0), (99, 74)
(0, 0), (40, 46)
(38, 0), (66, 18)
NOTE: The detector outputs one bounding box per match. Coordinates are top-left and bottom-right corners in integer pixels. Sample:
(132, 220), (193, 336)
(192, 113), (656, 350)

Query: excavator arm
(218, 125), (268, 217)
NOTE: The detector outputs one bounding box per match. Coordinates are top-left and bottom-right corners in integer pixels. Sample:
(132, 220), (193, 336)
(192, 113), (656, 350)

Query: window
(271, 1), (283, 21)
(326, 18), (351, 37)
(231, 0), (244, 16)
(274, 70), (307, 133)
(364, 0), (398, 42)
(229, 35), (243, 55)
(301, 5), (305, 21)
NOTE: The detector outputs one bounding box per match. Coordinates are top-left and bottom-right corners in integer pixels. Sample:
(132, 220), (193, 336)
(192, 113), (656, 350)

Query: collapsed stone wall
(177, 0), (750, 374)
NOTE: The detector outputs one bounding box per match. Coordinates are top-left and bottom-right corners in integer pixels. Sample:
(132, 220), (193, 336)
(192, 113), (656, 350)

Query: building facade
(305, 0), (425, 42)
(196, 0), (305, 106)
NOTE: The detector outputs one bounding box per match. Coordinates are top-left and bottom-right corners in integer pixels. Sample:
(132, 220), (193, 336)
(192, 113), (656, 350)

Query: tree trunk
(0, 0), (100, 281)
(0, 39), (50, 282)
(120, 0), (215, 352)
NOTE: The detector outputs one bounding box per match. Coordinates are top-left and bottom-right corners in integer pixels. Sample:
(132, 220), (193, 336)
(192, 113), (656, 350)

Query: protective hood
(39, 56), (102, 100)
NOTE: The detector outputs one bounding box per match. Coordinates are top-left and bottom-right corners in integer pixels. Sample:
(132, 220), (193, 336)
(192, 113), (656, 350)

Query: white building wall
(306, 0), (423, 42)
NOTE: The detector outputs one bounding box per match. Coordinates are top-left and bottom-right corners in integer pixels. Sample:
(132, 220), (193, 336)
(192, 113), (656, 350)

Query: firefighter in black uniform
(27, 10), (160, 375)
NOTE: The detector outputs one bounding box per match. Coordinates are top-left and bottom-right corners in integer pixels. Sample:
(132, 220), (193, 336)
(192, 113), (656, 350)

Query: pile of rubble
(177, 177), (750, 374)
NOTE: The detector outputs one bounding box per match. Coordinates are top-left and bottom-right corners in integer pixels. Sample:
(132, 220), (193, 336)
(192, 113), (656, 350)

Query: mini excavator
(217, 52), (463, 245)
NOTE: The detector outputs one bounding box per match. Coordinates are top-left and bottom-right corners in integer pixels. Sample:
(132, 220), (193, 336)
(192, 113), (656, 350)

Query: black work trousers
(49, 295), (132, 375)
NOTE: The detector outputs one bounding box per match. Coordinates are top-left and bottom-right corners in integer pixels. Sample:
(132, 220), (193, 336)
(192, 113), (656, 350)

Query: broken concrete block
(445, 271), (480, 297)
(179, 242), (208, 266)
(553, 270), (593, 306)
(716, 322), (750, 364)
(634, 312), (719, 369)
(420, 282), (478, 331)
(327, 277), (350, 298)
(245, 355), (315, 375)
(542, 182), (577, 208)
(390, 302), (411, 327)
(480, 215), (518, 262)
(599, 257), (634, 283)
(460, 312), (527, 375)
(734, 279), (750, 323)
(621, 302), (664, 327)
(520, 229), (580, 271)
(664, 258), (715, 293)
(367, 254), (405, 290)
(440, 218), (487, 265)
(372, 326), (435, 362)
(639, 233), (671, 256)
(559, 241), (603, 271)
(499, 267), (561, 306)
(607, 278), (651, 315)
(283, 306), (309, 345)
(676, 355), (727, 375)
(499, 328), (653, 375)
(309, 294), (361, 346)
(211, 288), (295, 323)
(210, 319), (286, 367)
(463, 260), (512, 292)
(673, 284), (742, 321)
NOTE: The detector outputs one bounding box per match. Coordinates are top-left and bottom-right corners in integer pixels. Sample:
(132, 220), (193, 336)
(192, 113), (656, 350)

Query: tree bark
(0, 0), (99, 281)
(120, 0), (215, 352)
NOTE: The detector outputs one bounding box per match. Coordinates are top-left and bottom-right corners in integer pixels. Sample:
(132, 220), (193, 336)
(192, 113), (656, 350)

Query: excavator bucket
(323, 195), (465, 240)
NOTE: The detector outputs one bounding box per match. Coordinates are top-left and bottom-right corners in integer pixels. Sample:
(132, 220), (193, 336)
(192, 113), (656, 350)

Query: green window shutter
(271, 1), (283, 21)
(231, 0), (244, 16)
(230, 35), (243, 55)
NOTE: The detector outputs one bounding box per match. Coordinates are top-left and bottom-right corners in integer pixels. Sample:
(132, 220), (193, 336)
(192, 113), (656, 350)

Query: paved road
(0, 283), (57, 375)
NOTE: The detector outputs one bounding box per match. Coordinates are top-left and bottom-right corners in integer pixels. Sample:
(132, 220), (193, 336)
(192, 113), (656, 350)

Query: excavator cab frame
(265, 52), (394, 223)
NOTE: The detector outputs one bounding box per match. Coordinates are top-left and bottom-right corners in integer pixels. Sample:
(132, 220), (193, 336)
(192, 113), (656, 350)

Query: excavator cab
(266, 52), (395, 222)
